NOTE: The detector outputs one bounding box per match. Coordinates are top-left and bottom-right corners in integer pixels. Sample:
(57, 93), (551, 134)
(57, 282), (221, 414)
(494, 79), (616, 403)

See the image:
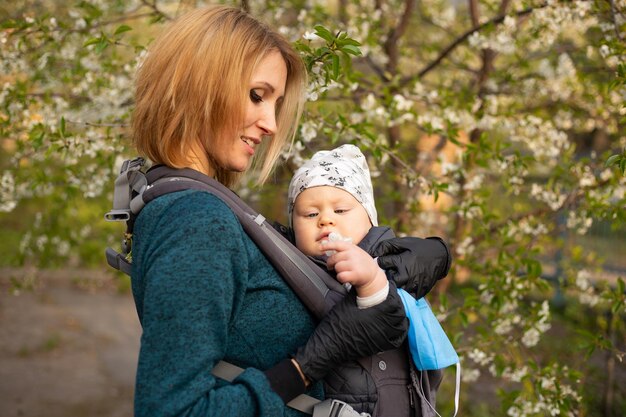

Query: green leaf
(606, 154), (620, 166)
(30, 128), (45, 150)
(340, 44), (362, 56)
(295, 42), (312, 54)
(83, 37), (101, 47)
(524, 259), (542, 278)
(611, 300), (624, 315)
(337, 38), (361, 47)
(79, 0), (104, 19)
(149, 14), (166, 24)
(1, 19), (20, 29)
(331, 54), (340, 79)
(95, 37), (110, 54)
(439, 292), (448, 310)
(114, 24), (132, 36)
(460, 311), (468, 327)
(314, 25), (334, 43)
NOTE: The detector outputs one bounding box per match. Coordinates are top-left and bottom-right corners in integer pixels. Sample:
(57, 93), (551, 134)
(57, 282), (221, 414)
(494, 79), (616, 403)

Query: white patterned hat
(288, 144), (378, 227)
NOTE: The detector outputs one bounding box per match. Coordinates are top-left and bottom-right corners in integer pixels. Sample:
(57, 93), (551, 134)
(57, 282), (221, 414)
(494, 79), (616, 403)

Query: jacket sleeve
(131, 191), (289, 417)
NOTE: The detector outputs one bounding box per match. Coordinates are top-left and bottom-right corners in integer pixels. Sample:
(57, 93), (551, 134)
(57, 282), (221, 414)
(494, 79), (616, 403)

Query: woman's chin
(226, 161), (251, 173)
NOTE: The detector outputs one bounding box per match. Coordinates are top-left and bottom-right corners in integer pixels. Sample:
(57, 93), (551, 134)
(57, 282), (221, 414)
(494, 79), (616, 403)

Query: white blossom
(463, 173), (484, 191)
(576, 270), (592, 291)
(0, 171), (17, 212)
(495, 318), (513, 335)
(530, 183), (567, 211)
(462, 367), (481, 382)
(299, 120), (318, 142)
(599, 44), (611, 58)
(479, 285), (494, 305)
(302, 31), (320, 41)
(566, 210), (593, 235)
(504, 366), (529, 382)
(456, 236), (474, 257)
(578, 167), (596, 187)
(468, 348), (493, 366)
(579, 291), (600, 307)
(392, 94), (413, 112)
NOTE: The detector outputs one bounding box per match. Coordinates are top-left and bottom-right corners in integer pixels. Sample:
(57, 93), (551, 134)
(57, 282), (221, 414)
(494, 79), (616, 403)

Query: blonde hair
(132, 5), (306, 187)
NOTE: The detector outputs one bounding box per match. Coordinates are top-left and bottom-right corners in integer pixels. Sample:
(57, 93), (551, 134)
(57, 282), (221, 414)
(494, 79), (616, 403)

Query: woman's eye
(250, 89), (263, 103)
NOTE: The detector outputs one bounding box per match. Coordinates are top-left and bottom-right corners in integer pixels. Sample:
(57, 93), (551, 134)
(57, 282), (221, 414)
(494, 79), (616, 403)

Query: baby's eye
(250, 89), (263, 103)
(335, 208), (348, 214)
(305, 212), (318, 218)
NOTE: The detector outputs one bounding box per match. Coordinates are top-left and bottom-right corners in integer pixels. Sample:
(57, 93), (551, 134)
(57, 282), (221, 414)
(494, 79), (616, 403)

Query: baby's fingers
(326, 250), (349, 270)
(321, 240), (352, 254)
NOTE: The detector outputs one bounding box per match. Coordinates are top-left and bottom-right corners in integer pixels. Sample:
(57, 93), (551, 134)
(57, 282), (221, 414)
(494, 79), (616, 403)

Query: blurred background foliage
(1, 0), (625, 415)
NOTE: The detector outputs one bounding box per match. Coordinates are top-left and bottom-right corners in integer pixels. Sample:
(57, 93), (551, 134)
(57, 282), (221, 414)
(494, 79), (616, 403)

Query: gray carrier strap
(104, 159), (346, 319)
(104, 158), (148, 221)
(104, 157), (151, 275)
(142, 166), (347, 320)
(105, 246), (132, 275)
(211, 361), (368, 417)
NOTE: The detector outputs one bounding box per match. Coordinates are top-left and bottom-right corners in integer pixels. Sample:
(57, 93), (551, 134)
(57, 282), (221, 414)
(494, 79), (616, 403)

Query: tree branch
(384, 0), (416, 73)
(608, 0), (624, 41)
(468, 177), (613, 248)
(362, 55), (389, 82)
(9, 12), (159, 38)
(469, 0), (480, 27)
(409, 2), (547, 82)
(141, 0), (173, 21)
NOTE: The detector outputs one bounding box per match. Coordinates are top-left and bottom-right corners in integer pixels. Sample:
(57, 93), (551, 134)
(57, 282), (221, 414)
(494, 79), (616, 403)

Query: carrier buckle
(313, 399), (370, 417)
(104, 209), (131, 222)
(120, 157), (146, 174)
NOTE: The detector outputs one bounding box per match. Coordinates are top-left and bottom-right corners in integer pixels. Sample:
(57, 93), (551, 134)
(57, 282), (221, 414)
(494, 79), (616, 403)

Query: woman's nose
(257, 106), (277, 136)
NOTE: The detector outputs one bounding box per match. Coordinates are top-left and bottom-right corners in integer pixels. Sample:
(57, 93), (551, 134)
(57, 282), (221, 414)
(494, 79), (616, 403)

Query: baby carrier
(105, 157), (442, 417)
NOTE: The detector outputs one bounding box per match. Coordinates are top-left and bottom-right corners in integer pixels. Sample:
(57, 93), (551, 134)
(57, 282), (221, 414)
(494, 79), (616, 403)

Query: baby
(288, 145), (389, 308)
(288, 144), (458, 417)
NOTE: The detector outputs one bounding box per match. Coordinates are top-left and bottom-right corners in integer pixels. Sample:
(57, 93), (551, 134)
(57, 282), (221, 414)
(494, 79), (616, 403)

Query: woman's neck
(186, 142), (214, 177)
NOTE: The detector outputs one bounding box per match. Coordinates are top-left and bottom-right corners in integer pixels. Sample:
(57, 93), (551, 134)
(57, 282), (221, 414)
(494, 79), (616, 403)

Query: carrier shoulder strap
(105, 158), (347, 320)
(145, 165), (347, 320)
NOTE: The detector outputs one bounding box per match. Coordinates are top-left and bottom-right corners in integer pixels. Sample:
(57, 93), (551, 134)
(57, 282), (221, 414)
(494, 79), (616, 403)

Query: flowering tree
(1, 0), (625, 415)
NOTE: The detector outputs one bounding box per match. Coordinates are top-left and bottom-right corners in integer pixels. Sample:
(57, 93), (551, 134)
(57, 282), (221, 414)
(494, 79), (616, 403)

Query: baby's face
(292, 186), (371, 256)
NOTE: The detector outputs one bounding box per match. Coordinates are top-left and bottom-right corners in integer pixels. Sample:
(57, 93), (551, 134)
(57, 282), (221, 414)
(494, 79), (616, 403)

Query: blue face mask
(397, 288), (458, 370)
(397, 288), (461, 417)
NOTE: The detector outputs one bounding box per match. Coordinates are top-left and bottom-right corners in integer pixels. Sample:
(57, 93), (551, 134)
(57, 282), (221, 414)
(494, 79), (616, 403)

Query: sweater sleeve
(131, 191), (289, 417)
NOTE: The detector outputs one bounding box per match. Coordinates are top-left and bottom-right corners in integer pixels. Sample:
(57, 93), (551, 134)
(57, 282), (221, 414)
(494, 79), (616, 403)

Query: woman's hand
(371, 236), (451, 299)
(293, 281), (407, 383)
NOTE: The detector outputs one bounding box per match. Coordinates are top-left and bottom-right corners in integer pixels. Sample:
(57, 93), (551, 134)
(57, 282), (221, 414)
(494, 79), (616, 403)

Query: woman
(129, 5), (410, 416)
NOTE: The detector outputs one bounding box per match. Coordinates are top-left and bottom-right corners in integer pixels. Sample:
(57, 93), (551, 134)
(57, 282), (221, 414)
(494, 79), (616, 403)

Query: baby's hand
(322, 232), (352, 256)
(323, 235), (387, 298)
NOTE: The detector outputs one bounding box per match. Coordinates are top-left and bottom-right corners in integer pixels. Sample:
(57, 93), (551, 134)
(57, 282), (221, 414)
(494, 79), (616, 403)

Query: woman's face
(215, 50), (287, 173)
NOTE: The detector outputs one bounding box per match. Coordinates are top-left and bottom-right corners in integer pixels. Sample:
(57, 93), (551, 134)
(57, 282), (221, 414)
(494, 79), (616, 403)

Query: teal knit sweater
(131, 190), (323, 416)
